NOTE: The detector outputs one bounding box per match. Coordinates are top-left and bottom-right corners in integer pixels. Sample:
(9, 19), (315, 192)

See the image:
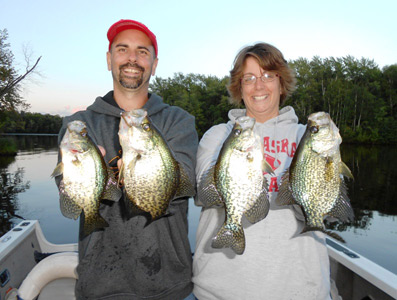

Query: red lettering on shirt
(263, 137), (270, 152)
(290, 142), (297, 158)
(269, 177), (279, 192)
(263, 137), (296, 158)
(281, 139), (289, 154)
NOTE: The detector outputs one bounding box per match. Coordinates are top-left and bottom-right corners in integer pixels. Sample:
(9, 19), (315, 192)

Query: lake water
(1, 135), (396, 275)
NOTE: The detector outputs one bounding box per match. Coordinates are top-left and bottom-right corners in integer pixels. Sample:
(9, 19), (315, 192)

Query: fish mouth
(121, 110), (147, 128)
(70, 149), (81, 154)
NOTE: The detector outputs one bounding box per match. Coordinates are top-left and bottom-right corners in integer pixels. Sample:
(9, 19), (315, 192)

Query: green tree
(0, 29), (41, 120)
(382, 64), (397, 118)
(150, 73), (234, 138)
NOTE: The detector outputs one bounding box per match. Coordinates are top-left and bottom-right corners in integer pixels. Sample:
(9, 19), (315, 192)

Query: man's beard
(117, 63), (147, 89)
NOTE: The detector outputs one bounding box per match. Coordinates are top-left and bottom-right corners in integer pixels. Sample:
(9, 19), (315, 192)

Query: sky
(1, 0), (396, 116)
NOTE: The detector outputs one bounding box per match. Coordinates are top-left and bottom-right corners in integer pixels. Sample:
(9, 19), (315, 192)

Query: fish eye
(80, 129), (88, 137)
(142, 123), (151, 131)
(234, 129), (242, 136)
(310, 126), (319, 134)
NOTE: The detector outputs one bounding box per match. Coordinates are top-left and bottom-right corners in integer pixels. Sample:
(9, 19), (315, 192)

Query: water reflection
(6, 135), (58, 152)
(0, 167), (30, 235)
(342, 144), (397, 216)
(325, 144), (397, 234)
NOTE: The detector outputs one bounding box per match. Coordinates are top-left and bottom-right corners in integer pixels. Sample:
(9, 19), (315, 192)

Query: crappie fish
(118, 109), (194, 221)
(198, 116), (273, 255)
(276, 112), (354, 242)
(52, 120), (121, 236)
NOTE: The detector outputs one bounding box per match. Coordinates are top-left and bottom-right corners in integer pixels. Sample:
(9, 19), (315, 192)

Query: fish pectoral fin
(198, 165), (224, 207)
(275, 170), (296, 206)
(341, 161), (354, 180)
(212, 223), (245, 255)
(244, 189), (270, 224)
(59, 192), (82, 220)
(51, 162), (64, 178)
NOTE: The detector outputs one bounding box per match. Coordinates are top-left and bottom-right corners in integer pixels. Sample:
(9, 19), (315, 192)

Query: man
(57, 20), (198, 300)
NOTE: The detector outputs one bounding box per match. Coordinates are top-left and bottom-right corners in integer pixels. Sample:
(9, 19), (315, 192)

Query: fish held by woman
(276, 112), (354, 242)
(118, 109), (194, 222)
(52, 120), (121, 236)
(198, 116), (273, 255)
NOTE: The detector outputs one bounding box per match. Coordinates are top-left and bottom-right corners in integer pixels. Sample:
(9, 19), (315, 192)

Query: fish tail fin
(82, 213), (109, 237)
(143, 211), (173, 228)
(301, 226), (346, 243)
(122, 196), (150, 221)
(212, 224), (245, 255)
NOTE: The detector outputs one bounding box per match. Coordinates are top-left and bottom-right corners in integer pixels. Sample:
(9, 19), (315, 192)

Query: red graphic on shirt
(264, 153), (281, 172)
(262, 136), (297, 193)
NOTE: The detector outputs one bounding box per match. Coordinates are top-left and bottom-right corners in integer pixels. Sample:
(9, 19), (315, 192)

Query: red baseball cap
(107, 19), (158, 56)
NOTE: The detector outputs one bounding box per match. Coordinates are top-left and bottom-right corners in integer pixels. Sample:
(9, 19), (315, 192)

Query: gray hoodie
(192, 106), (331, 300)
(58, 92), (198, 300)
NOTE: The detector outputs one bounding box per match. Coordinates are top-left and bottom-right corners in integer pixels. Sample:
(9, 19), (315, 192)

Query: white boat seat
(18, 252), (78, 300)
(38, 278), (76, 300)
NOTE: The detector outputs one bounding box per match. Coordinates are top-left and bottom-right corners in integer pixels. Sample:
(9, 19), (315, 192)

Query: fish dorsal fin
(275, 170), (296, 206)
(175, 164), (195, 198)
(198, 164), (224, 207)
(340, 161), (354, 180)
(51, 162), (64, 178)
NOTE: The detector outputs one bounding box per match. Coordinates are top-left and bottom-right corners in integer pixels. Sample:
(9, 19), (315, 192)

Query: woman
(192, 43), (331, 300)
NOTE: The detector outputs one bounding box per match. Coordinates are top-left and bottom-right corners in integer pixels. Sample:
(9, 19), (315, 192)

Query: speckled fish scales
(52, 120), (121, 237)
(118, 109), (194, 221)
(198, 116), (273, 255)
(276, 112), (354, 242)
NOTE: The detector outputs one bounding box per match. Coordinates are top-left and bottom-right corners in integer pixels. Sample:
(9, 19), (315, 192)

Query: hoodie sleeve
(155, 106), (199, 198)
(195, 123), (232, 206)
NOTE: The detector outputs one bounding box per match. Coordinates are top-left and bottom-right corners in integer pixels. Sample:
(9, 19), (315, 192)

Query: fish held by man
(118, 109), (194, 221)
(276, 112), (354, 242)
(51, 120), (121, 237)
(198, 116), (273, 255)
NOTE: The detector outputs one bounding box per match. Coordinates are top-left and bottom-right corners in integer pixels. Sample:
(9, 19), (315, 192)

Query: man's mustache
(119, 63), (145, 72)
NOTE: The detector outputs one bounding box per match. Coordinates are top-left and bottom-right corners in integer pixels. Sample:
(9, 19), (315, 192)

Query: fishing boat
(1, 220), (396, 300)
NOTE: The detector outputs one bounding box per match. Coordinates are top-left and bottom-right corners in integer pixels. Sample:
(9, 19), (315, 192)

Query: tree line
(0, 111), (62, 134)
(150, 57), (396, 143)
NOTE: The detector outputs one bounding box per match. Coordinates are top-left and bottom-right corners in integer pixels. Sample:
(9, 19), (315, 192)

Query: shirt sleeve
(156, 107), (199, 198)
